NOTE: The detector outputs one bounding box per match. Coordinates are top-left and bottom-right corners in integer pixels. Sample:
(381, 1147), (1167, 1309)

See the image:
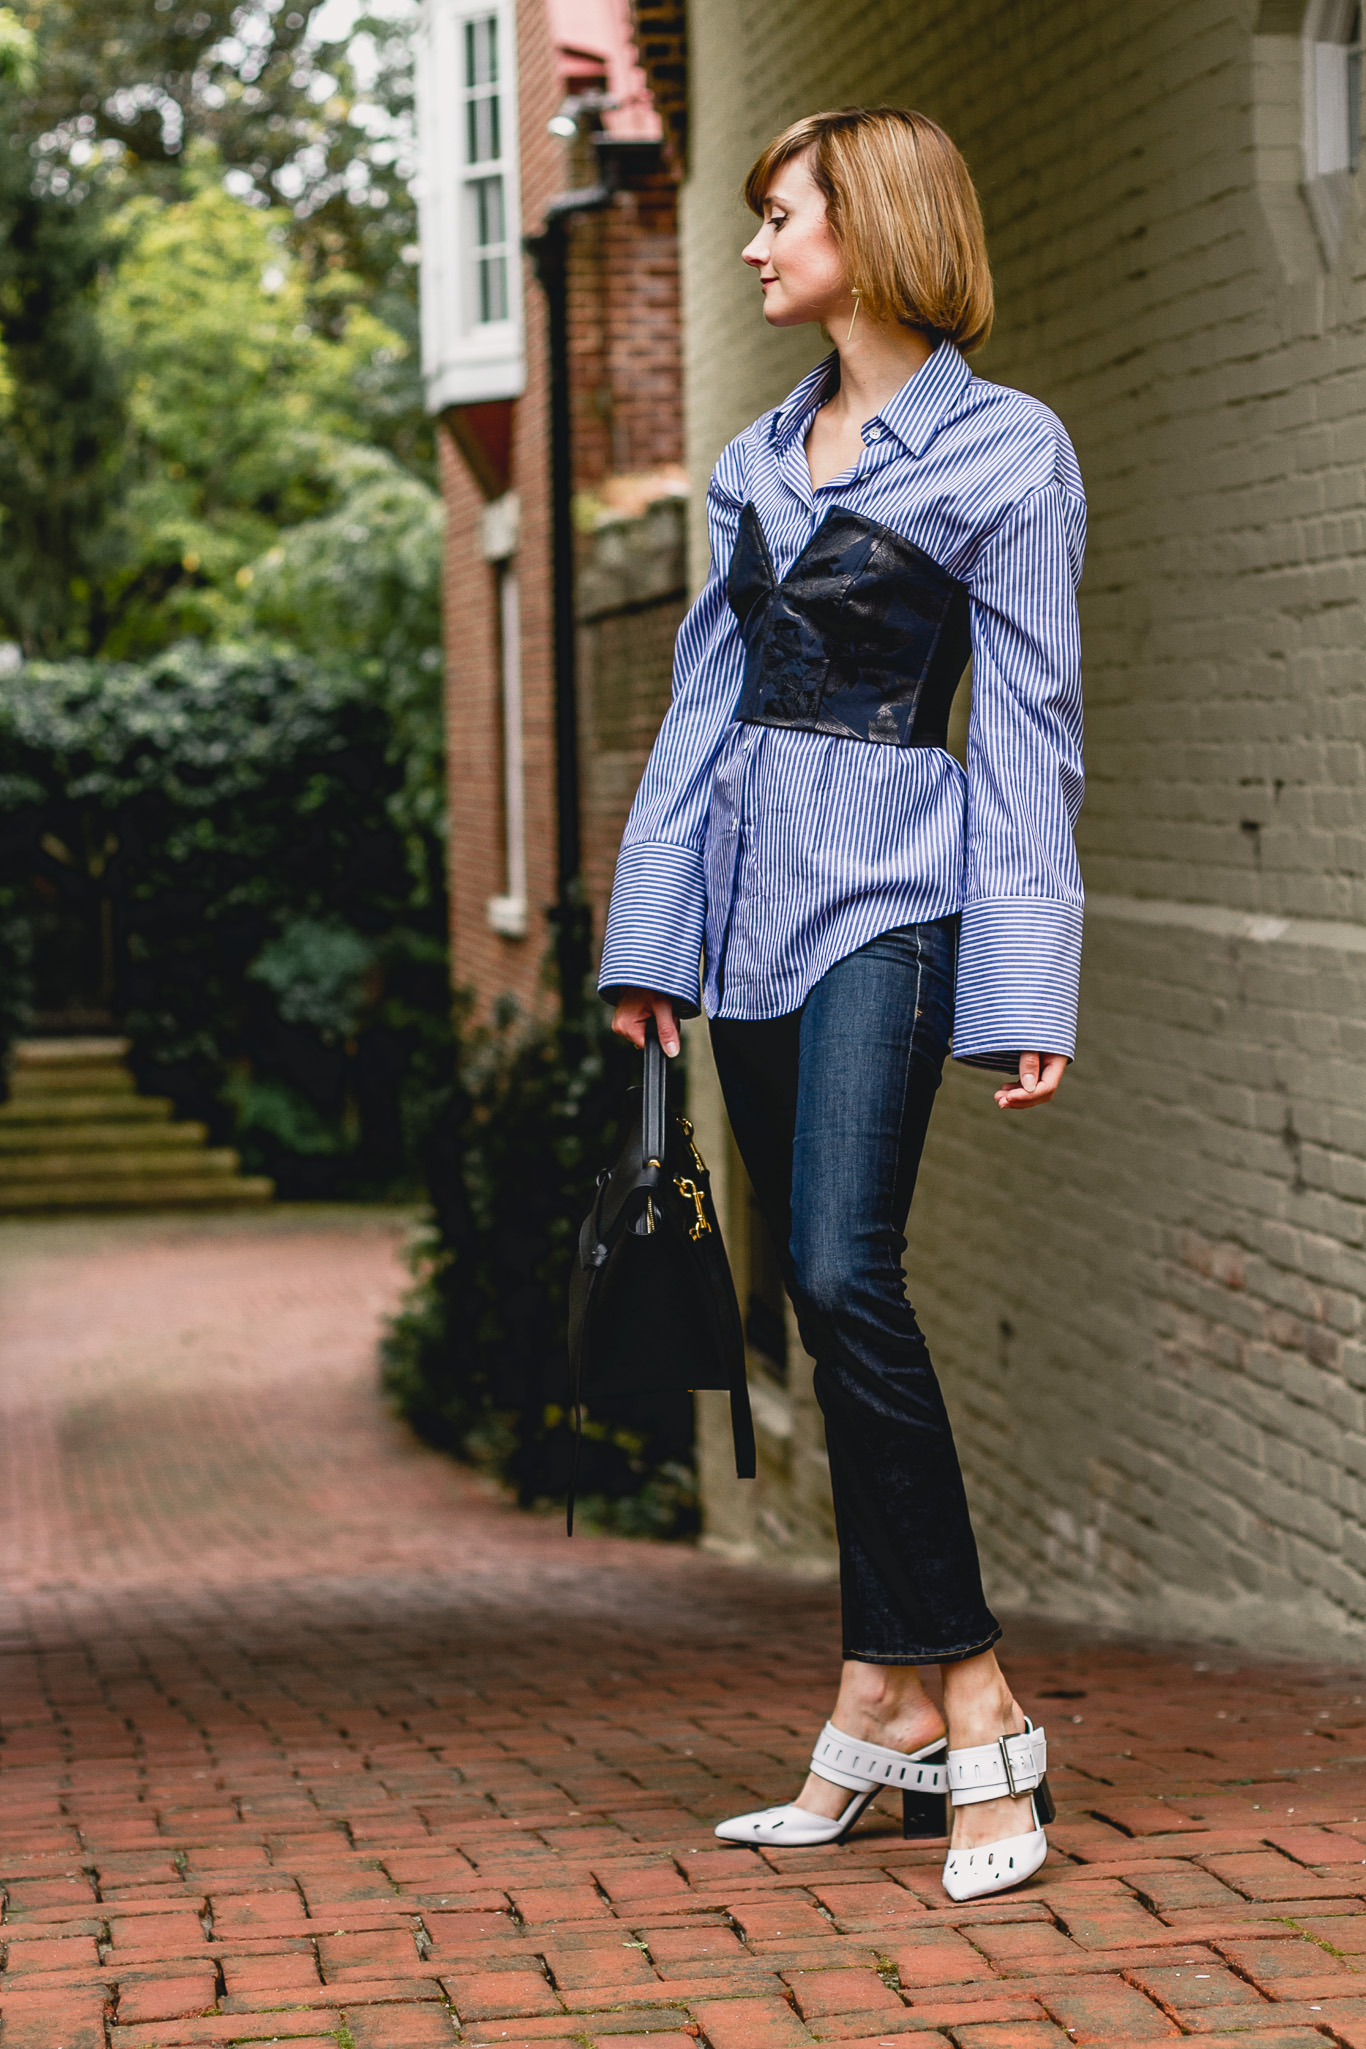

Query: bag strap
(642, 1016), (667, 1164)
(569, 1024), (667, 1535)
(729, 1354), (756, 1479)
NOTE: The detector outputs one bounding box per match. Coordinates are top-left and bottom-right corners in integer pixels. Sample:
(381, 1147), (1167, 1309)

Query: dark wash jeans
(710, 919), (1001, 1666)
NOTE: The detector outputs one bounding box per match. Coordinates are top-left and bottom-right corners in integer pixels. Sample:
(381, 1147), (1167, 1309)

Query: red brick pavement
(2, 1210), (1366, 2049)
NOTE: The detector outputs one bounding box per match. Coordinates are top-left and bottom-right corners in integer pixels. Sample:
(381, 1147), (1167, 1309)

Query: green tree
(0, 14), (126, 657)
(245, 444), (445, 845)
(23, 0), (418, 299)
(97, 171), (412, 655)
(0, 0), (427, 657)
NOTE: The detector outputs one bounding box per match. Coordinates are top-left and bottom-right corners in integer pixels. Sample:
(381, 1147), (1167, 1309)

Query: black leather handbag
(566, 1021), (756, 1532)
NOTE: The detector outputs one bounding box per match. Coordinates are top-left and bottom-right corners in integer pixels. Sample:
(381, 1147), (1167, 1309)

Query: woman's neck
(826, 320), (935, 426)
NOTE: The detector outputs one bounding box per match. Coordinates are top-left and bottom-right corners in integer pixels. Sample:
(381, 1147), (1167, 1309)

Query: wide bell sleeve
(597, 461), (746, 1016)
(952, 476), (1087, 1070)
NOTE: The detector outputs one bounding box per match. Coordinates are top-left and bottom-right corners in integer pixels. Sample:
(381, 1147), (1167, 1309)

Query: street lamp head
(547, 90), (617, 141)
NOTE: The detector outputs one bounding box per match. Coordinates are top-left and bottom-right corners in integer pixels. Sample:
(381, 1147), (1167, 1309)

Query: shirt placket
(711, 724), (762, 1009)
(776, 419), (904, 536)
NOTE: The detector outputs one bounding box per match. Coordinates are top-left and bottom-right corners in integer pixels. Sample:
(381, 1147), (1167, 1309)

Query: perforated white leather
(941, 1815), (1049, 1901)
(808, 1720), (949, 1795)
(946, 1722), (1047, 1806)
(713, 1796), (869, 1846)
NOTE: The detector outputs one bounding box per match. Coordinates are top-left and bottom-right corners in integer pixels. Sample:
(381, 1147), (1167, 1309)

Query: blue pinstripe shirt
(598, 341), (1086, 1069)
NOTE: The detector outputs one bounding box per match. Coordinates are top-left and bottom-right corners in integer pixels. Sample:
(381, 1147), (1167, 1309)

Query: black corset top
(725, 502), (970, 748)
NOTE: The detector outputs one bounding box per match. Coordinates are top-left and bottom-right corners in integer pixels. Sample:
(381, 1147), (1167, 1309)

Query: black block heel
(1034, 1773), (1057, 1826)
(902, 1787), (949, 1839)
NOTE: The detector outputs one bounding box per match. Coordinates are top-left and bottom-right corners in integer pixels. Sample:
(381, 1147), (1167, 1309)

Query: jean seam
(884, 928), (924, 1293)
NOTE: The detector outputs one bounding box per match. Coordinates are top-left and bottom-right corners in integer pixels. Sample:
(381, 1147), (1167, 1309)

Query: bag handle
(642, 1016), (667, 1164)
(568, 1019), (668, 1536)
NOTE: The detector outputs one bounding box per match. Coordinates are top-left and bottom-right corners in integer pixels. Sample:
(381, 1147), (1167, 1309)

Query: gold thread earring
(845, 290), (861, 342)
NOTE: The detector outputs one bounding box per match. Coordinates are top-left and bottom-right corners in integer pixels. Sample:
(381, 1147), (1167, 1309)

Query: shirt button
(865, 425), (883, 442)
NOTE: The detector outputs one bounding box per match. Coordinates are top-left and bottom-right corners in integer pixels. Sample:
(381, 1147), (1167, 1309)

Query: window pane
(466, 91), (500, 164)
(468, 174), (508, 326)
(472, 174), (505, 248)
(479, 253), (508, 324)
(1316, 41), (1352, 173)
(464, 15), (497, 88)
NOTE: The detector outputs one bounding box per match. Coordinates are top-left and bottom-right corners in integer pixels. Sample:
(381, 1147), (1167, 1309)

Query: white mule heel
(941, 1719), (1054, 1902)
(714, 1721), (949, 1848)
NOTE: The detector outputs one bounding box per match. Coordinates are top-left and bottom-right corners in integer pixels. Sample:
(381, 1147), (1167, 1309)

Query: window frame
(417, 0), (525, 411)
(1303, 0), (1363, 260)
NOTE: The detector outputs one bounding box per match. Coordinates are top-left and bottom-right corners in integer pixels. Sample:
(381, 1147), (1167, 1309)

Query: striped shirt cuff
(598, 840), (707, 1017)
(953, 896), (1083, 1070)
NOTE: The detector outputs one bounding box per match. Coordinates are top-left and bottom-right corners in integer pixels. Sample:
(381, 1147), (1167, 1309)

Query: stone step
(9, 1038), (135, 1092)
(0, 1093), (174, 1124)
(8, 1068), (139, 1096)
(12, 1036), (130, 1066)
(0, 1146), (246, 1184)
(0, 1119), (209, 1154)
(1, 1037), (273, 1214)
(0, 1174), (275, 1214)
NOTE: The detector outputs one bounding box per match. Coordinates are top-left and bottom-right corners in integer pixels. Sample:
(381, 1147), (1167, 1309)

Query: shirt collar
(769, 337), (971, 460)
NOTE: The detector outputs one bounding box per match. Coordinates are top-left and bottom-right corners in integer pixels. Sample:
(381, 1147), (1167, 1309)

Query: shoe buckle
(997, 1734), (1019, 1797)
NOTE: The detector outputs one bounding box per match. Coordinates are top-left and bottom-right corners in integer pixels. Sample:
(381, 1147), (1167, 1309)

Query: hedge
(0, 640), (452, 1192)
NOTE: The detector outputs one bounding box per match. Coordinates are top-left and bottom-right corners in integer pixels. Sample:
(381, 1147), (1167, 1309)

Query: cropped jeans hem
(842, 1623), (1003, 1668)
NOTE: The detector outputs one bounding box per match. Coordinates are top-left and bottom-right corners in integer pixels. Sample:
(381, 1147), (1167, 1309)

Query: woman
(598, 107), (1084, 1903)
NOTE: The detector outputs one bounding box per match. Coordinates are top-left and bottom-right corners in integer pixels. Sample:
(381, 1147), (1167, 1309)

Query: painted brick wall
(568, 170), (685, 486)
(577, 497), (689, 928)
(677, 0), (1366, 1653)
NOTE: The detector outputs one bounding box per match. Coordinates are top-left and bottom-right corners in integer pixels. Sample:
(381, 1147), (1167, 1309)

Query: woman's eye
(769, 211), (787, 230)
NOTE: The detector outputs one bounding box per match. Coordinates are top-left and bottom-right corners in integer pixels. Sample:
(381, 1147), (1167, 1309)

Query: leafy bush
(0, 640), (452, 1193)
(243, 445), (446, 847)
(381, 997), (699, 1538)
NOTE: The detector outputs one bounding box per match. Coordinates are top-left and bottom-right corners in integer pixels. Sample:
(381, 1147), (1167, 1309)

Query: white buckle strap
(808, 1721), (949, 1796)
(946, 1721), (1046, 1806)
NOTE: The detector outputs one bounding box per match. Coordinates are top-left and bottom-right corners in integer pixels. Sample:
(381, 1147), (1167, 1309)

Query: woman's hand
(993, 1052), (1067, 1110)
(611, 989), (682, 1057)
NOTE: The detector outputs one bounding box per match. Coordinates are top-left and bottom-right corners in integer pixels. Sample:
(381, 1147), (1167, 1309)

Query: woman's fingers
(993, 1052), (1068, 1110)
(610, 991), (681, 1056)
(653, 997), (682, 1057)
(610, 1000), (649, 1048)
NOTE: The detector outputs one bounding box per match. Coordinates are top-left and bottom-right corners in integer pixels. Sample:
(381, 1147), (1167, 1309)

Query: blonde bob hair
(744, 107), (993, 353)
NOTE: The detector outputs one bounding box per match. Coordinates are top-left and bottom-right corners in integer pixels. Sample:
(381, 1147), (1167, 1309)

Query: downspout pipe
(525, 164), (616, 1017)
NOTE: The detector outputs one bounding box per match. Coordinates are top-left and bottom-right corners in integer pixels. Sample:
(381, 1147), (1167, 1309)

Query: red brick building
(416, 0), (685, 1020)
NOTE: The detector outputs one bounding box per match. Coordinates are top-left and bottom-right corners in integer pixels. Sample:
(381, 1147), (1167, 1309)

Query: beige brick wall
(680, 0), (1366, 1654)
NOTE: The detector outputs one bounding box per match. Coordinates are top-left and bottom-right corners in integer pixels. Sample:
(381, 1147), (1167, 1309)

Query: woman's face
(742, 148), (851, 330)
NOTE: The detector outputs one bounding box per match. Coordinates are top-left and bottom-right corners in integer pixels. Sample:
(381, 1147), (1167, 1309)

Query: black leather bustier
(726, 502), (970, 748)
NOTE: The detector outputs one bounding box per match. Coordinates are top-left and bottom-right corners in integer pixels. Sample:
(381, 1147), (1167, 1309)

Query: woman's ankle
(941, 1651), (1021, 1748)
(832, 1660), (946, 1750)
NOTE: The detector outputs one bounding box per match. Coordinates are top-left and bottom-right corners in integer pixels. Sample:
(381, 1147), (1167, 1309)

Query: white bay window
(417, 0), (524, 410)
(1303, 0), (1363, 259)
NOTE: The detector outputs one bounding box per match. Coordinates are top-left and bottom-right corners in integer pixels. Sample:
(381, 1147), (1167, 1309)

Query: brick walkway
(2, 1212), (1366, 2049)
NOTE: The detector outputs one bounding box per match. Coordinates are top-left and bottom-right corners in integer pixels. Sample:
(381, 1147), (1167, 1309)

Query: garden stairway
(0, 1038), (274, 1213)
